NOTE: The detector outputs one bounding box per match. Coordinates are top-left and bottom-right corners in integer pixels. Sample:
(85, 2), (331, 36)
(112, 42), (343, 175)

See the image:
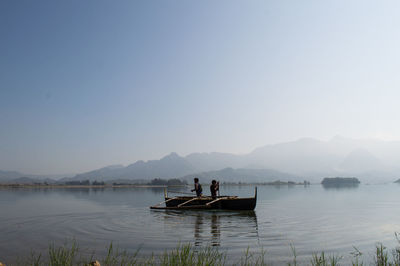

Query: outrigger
(150, 187), (257, 210)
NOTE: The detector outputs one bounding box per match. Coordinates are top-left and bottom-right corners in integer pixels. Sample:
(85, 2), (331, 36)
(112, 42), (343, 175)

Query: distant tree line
(64, 179), (186, 186)
(148, 178), (187, 186)
(65, 180), (105, 186)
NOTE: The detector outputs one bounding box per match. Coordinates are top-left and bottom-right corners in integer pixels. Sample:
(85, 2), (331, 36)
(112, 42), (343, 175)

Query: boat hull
(150, 187), (257, 210)
(164, 196), (256, 210)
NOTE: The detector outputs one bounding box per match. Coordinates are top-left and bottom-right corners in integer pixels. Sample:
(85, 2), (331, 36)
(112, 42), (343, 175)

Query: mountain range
(2, 136), (400, 184)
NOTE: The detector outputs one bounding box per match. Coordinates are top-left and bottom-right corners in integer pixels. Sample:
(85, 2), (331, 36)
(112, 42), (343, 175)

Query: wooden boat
(150, 187), (257, 210)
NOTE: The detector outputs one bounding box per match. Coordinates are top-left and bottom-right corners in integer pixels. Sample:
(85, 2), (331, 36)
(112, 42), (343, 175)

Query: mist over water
(2, 184), (400, 264)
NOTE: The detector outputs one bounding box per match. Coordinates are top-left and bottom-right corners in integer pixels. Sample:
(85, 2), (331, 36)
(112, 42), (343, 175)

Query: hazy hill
(64, 165), (126, 182)
(185, 152), (245, 172)
(122, 152), (195, 179)
(338, 148), (386, 173)
(247, 137), (342, 176)
(0, 170), (61, 183)
(244, 136), (400, 181)
(6, 177), (57, 184)
(0, 170), (75, 183)
(64, 152), (196, 182)
(181, 167), (301, 184)
(0, 170), (25, 181)
(4, 136), (400, 184)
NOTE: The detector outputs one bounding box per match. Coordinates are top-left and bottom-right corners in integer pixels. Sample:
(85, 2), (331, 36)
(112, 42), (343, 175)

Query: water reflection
(322, 183), (360, 190)
(194, 213), (204, 246)
(161, 210), (258, 247)
(6, 185), (400, 265)
(210, 213), (220, 246)
(91, 187), (105, 193)
(149, 187), (167, 195)
(193, 212), (222, 246)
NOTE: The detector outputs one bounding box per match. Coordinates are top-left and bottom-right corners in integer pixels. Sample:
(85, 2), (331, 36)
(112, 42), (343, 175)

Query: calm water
(1, 184), (400, 264)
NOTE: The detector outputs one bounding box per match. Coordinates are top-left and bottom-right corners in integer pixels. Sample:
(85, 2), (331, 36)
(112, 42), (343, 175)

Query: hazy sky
(1, 0), (400, 174)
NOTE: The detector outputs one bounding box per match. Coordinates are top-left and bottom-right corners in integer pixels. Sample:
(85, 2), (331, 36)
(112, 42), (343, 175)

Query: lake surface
(1, 184), (400, 264)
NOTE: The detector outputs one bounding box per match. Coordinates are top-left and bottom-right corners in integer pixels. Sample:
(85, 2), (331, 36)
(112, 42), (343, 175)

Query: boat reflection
(210, 213), (220, 246)
(163, 210), (258, 247)
(160, 210), (259, 247)
(322, 183), (360, 190)
(194, 213), (204, 246)
(194, 212), (222, 246)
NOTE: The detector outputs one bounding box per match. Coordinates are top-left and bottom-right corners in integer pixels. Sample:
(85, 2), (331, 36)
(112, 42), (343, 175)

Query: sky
(1, 0), (400, 175)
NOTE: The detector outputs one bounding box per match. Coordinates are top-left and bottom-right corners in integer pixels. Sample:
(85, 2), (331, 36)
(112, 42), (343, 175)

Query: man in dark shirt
(191, 177), (202, 197)
(210, 180), (219, 199)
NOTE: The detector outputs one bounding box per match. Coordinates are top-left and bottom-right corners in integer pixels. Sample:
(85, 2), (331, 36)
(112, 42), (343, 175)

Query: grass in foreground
(6, 234), (400, 266)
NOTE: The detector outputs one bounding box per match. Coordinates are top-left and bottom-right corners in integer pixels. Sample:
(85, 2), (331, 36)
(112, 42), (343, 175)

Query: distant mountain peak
(162, 152), (181, 160)
(167, 152), (179, 157)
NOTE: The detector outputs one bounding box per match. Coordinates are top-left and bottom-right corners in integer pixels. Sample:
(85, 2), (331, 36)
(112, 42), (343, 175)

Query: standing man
(191, 177), (203, 197)
(210, 180), (219, 199)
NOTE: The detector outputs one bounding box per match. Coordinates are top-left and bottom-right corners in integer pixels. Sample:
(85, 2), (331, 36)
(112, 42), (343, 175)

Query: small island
(321, 177), (360, 186)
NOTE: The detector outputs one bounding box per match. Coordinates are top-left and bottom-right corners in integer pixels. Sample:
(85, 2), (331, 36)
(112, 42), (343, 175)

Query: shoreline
(0, 184), (172, 189)
(0, 181), (310, 189)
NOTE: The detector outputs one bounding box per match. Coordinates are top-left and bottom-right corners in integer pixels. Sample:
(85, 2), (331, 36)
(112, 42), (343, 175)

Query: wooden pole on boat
(152, 197), (178, 208)
(205, 197), (228, 206)
(177, 197), (199, 207)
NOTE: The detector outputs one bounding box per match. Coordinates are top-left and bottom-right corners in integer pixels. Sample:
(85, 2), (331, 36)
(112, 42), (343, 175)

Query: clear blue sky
(1, 0), (400, 174)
